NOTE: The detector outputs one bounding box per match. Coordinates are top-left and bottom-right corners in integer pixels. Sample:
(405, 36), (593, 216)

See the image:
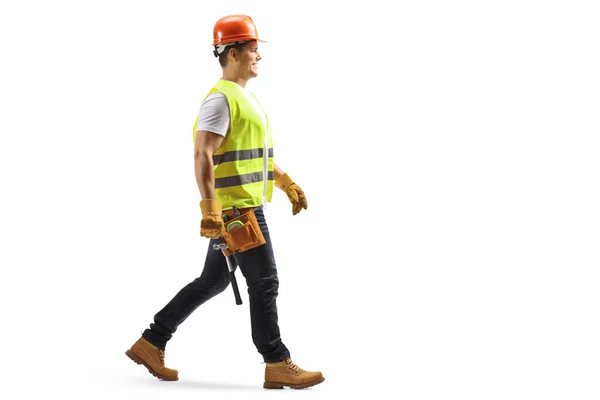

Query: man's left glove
(199, 199), (226, 238)
(275, 173), (308, 215)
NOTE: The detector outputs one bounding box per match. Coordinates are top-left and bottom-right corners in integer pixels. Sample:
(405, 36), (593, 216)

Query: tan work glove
(274, 173), (308, 215)
(199, 199), (225, 238)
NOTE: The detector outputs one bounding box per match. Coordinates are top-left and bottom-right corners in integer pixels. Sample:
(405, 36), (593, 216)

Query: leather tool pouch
(222, 208), (266, 256)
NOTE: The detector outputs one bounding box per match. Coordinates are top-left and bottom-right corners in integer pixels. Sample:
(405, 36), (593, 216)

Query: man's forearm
(273, 163), (284, 181)
(194, 152), (216, 200)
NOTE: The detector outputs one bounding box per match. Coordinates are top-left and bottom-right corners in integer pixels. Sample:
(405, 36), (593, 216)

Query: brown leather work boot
(264, 358), (325, 389)
(125, 337), (178, 381)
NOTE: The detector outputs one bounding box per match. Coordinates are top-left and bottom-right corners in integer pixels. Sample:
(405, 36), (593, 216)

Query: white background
(1, 0), (599, 399)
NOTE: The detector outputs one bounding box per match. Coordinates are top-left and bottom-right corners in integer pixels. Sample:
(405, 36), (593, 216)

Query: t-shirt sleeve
(195, 92), (230, 136)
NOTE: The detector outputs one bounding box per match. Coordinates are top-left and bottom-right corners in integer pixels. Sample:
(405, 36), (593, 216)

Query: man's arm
(194, 130), (225, 199)
(273, 162), (284, 181)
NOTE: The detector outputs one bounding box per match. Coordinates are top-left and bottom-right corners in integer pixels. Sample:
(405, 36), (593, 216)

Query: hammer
(213, 242), (243, 305)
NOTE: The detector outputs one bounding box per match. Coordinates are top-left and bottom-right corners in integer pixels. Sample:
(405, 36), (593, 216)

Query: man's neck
(221, 71), (248, 88)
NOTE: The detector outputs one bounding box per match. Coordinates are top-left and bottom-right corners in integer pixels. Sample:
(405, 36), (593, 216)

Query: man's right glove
(274, 173), (308, 215)
(199, 199), (225, 238)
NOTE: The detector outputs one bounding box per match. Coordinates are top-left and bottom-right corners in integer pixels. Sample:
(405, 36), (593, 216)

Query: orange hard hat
(213, 15), (266, 46)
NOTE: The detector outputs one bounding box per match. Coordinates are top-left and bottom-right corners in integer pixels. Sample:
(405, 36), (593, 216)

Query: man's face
(237, 40), (261, 78)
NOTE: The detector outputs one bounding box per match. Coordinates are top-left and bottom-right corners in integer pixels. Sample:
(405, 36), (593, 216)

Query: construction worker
(125, 15), (324, 390)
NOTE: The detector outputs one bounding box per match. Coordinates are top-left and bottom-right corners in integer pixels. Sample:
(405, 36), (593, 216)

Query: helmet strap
(213, 41), (247, 58)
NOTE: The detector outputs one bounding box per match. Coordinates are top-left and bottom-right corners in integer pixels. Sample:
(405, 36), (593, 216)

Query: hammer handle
(224, 253), (243, 305)
(230, 270), (243, 305)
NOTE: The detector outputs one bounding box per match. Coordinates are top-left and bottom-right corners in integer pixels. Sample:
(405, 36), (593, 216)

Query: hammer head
(213, 243), (229, 251)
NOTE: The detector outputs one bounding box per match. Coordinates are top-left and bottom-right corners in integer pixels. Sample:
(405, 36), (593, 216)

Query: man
(125, 15), (324, 390)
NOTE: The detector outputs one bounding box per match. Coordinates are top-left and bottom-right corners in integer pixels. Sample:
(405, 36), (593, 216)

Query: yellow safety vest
(193, 79), (274, 210)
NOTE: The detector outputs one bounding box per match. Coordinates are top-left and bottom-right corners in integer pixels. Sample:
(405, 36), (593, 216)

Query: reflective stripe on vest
(213, 148), (274, 165)
(192, 79), (274, 210)
(215, 171), (275, 189)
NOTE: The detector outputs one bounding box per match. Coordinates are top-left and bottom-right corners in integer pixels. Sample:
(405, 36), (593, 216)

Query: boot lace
(157, 349), (165, 365)
(284, 358), (299, 373)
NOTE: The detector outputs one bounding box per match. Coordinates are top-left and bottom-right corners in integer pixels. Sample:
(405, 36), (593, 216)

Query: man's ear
(229, 48), (238, 62)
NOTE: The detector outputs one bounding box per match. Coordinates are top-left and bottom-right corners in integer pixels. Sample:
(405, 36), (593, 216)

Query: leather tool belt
(221, 207), (266, 256)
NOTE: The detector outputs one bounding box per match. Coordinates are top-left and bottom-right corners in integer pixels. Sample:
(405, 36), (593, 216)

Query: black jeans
(142, 206), (290, 363)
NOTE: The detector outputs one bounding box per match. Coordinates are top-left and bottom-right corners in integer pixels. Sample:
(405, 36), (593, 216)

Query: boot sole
(264, 376), (325, 389)
(125, 350), (179, 381)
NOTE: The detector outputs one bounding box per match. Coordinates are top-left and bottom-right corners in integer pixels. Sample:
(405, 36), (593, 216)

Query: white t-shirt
(195, 86), (270, 208)
(195, 92), (230, 136)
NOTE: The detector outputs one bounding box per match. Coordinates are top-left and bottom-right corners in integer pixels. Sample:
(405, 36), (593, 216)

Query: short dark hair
(218, 42), (248, 67)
